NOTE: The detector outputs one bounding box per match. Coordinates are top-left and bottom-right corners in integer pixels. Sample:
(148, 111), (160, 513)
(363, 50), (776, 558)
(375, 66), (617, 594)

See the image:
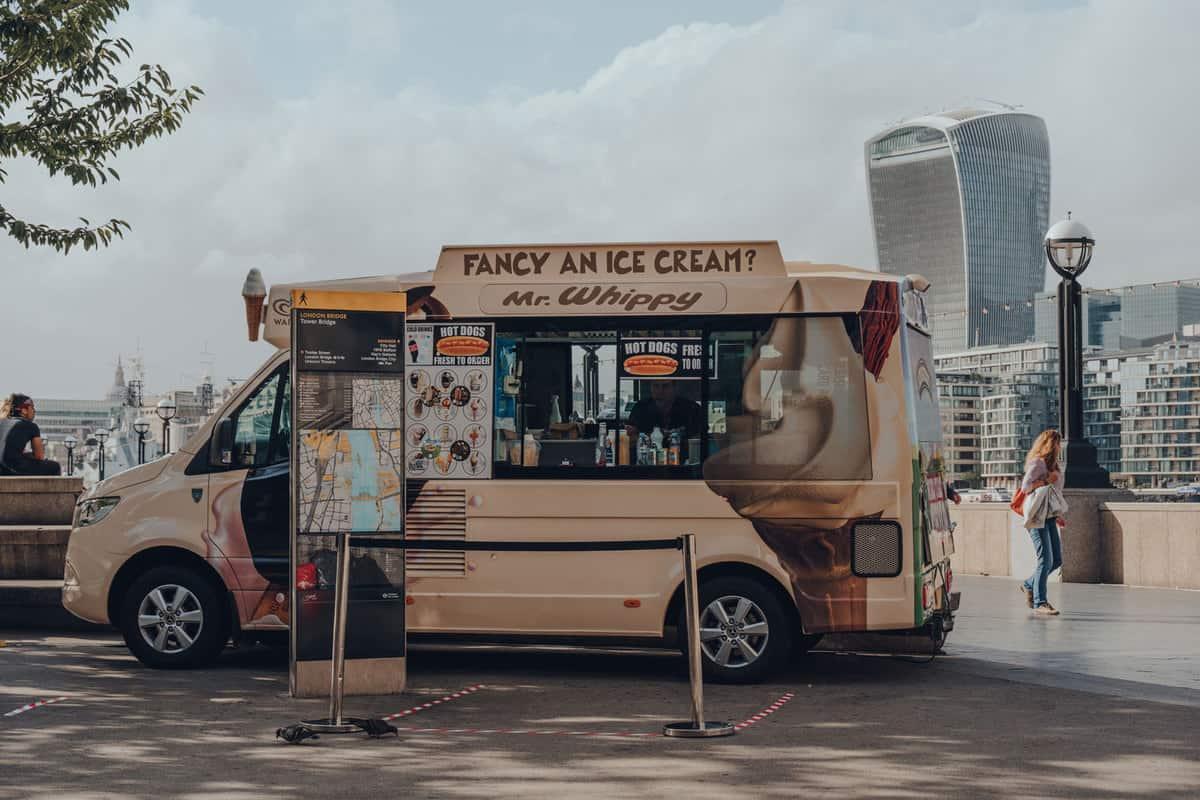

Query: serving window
(491, 314), (872, 480)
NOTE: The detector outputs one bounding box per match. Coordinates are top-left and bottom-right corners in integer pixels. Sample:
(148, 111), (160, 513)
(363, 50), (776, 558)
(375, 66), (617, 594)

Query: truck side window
(231, 369), (283, 468)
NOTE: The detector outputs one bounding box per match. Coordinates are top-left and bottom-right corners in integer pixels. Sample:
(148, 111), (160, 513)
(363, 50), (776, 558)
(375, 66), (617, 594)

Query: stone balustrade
(950, 493), (1200, 590)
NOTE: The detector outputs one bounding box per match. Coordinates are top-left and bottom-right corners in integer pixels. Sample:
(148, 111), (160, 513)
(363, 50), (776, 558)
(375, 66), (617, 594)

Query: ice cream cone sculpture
(242, 268), (266, 341)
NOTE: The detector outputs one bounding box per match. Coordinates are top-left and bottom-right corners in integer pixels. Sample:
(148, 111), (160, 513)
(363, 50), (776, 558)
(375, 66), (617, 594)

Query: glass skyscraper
(866, 109), (1051, 354)
(1035, 282), (1200, 351)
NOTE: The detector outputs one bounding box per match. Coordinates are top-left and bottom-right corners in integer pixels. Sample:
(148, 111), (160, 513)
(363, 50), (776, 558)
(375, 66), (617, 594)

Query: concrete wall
(0, 477), (79, 579)
(951, 496), (1199, 590)
(0, 477), (81, 525)
(1101, 504), (1200, 590)
(948, 503), (1059, 584)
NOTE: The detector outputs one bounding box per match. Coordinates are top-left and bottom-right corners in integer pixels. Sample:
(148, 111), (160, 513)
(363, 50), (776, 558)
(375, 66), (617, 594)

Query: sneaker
(1019, 584), (1033, 608)
(1033, 604), (1060, 616)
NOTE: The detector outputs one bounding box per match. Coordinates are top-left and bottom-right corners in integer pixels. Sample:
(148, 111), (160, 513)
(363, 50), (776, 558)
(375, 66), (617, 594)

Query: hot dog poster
(619, 337), (703, 380)
(405, 322), (495, 479)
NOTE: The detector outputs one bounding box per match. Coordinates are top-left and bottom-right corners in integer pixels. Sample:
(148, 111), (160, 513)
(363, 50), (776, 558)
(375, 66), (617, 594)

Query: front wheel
(681, 576), (795, 684)
(118, 565), (229, 669)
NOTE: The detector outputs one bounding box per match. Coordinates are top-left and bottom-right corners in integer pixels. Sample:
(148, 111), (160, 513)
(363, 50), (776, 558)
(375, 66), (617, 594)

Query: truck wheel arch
(663, 561), (804, 643)
(107, 546), (232, 630)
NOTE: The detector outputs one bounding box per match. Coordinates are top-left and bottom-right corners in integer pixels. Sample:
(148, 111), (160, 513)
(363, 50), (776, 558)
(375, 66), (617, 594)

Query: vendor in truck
(624, 380), (703, 441)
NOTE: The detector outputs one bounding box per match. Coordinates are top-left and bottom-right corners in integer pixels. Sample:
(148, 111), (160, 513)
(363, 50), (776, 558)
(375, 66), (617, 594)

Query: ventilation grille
(405, 487), (467, 578)
(852, 521), (902, 578)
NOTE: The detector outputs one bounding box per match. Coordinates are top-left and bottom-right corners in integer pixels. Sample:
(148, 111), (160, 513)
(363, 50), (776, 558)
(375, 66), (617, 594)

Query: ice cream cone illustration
(242, 268), (266, 342)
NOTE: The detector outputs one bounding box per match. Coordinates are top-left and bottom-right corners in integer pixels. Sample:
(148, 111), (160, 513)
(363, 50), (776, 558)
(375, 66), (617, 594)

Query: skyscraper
(865, 108), (1051, 354)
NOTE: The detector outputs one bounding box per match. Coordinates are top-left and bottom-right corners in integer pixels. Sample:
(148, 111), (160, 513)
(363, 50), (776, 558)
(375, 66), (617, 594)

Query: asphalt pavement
(1, 575), (1197, 799)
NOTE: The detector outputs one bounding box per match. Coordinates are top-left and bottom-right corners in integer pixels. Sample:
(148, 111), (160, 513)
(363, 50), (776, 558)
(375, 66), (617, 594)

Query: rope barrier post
(298, 531), (358, 735)
(664, 533), (734, 738)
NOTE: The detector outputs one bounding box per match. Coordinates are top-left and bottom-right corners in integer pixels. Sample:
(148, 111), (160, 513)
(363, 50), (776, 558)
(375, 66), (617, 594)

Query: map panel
(297, 429), (405, 534)
(352, 377), (406, 430)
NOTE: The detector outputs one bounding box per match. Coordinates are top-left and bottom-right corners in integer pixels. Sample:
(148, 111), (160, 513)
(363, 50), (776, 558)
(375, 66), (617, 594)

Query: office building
(1120, 340), (1200, 488)
(1034, 281), (1200, 350)
(937, 372), (995, 486)
(866, 107), (1051, 354)
(935, 342), (1058, 489)
(1083, 355), (1125, 474)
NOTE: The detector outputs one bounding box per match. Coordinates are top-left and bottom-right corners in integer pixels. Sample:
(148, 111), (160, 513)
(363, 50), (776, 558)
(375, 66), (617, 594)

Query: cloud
(2, 0), (1198, 397)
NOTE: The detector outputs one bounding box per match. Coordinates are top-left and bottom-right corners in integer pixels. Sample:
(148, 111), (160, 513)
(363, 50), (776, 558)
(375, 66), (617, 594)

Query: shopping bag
(1009, 488), (1026, 516)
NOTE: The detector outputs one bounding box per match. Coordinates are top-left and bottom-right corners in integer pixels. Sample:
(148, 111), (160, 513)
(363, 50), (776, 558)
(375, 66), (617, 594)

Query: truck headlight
(75, 496), (120, 528)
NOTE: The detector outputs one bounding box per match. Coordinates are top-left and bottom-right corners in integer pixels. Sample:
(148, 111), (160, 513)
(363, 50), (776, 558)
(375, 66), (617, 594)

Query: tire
(680, 575), (795, 684)
(118, 565), (230, 669)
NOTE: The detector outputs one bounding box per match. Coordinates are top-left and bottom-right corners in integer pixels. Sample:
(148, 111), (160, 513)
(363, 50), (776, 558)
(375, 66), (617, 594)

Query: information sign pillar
(288, 289), (408, 701)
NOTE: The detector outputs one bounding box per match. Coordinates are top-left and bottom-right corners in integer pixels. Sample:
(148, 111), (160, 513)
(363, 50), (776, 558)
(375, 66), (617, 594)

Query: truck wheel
(681, 575), (795, 684)
(119, 565), (229, 669)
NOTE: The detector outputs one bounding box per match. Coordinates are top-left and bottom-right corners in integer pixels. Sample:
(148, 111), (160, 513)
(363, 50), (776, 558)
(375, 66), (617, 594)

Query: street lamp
(133, 418), (150, 465)
(64, 435), (77, 475)
(156, 397), (177, 455)
(1045, 213), (1109, 489)
(93, 428), (109, 481)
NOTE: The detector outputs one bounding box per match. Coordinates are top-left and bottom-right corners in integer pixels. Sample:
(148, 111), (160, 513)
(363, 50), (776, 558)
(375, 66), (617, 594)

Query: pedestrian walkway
(947, 575), (1200, 704)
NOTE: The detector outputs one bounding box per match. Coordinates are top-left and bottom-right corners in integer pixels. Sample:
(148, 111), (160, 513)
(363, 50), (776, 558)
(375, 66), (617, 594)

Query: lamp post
(93, 428), (109, 481)
(156, 397), (177, 456)
(1045, 214), (1110, 489)
(64, 435), (77, 475)
(133, 418), (150, 465)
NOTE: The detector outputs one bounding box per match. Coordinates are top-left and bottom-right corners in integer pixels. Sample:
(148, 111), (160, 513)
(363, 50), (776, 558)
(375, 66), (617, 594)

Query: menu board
(618, 337), (704, 380)
(290, 289), (406, 666)
(405, 322), (494, 479)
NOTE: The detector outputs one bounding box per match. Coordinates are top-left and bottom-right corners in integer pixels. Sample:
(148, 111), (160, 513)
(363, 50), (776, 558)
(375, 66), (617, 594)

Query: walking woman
(1020, 430), (1063, 616)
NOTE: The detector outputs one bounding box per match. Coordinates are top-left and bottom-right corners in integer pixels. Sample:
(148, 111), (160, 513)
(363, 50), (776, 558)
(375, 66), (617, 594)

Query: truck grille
(405, 486), (467, 578)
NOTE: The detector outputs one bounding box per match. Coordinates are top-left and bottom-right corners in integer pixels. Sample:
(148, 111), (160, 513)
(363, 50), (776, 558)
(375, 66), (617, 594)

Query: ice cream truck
(62, 241), (957, 683)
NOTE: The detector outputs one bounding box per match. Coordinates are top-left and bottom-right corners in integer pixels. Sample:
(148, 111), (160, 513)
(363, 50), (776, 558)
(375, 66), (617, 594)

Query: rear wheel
(118, 565), (229, 669)
(681, 576), (795, 684)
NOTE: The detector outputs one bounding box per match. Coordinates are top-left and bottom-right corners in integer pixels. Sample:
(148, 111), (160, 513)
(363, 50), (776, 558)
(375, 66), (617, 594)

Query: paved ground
(1, 576), (1197, 799)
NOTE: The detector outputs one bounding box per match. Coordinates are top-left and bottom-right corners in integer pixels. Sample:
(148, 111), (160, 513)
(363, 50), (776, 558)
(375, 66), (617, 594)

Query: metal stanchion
(664, 533), (734, 738)
(277, 533), (397, 743)
(300, 531), (357, 734)
(275, 535), (728, 743)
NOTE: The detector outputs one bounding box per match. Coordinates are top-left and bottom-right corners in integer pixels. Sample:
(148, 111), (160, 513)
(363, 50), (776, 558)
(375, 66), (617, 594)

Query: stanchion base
(662, 721), (736, 738)
(301, 718), (361, 734)
(276, 717), (399, 744)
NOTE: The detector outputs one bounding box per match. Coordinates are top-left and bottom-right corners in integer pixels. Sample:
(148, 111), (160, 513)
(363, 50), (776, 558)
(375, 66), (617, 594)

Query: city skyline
(4, 1), (1200, 395)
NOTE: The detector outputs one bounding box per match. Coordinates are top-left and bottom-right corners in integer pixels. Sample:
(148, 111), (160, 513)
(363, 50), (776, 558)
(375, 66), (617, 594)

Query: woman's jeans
(1023, 518), (1062, 607)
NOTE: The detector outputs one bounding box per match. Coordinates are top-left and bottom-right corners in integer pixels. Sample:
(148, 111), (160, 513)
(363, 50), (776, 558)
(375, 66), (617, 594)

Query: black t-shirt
(0, 417), (40, 468)
(627, 396), (703, 438)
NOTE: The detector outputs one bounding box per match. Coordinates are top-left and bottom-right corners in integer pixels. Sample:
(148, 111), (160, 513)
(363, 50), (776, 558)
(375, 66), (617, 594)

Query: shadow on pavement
(2, 632), (1199, 799)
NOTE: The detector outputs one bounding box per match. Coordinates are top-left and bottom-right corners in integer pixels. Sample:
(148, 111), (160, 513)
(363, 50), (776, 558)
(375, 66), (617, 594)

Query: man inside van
(0, 393), (62, 476)
(625, 380), (702, 441)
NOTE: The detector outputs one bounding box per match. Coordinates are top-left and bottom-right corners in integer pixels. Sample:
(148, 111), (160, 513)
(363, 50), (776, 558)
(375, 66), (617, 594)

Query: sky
(3, 0), (1198, 398)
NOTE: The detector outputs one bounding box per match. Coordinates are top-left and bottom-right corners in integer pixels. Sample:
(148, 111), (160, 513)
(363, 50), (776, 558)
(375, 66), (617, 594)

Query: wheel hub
(699, 594), (769, 669)
(137, 584), (203, 654)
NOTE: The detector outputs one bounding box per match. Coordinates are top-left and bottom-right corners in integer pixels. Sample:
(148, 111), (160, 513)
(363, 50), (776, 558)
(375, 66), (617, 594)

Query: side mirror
(209, 417), (235, 467)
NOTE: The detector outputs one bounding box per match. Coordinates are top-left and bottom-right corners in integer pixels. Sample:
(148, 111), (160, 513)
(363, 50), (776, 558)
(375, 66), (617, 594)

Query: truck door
(207, 364), (292, 628)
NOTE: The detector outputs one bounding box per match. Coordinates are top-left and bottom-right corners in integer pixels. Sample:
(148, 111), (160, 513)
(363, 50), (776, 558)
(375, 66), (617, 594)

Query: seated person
(625, 380), (702, 440)
(0, 393), (62, 476)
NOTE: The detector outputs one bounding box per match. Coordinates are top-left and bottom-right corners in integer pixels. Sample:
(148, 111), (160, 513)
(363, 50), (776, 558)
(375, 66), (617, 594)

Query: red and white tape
(733, 691), (795, 730)
(4, 696), (69, 718)
(382, 684), (483, 721)
(379, 689), (796, 739)
(389, 725), (657, 738)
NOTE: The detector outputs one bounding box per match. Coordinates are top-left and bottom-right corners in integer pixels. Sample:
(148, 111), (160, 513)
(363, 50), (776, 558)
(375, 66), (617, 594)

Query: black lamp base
(1062, 439), (1111, 490)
